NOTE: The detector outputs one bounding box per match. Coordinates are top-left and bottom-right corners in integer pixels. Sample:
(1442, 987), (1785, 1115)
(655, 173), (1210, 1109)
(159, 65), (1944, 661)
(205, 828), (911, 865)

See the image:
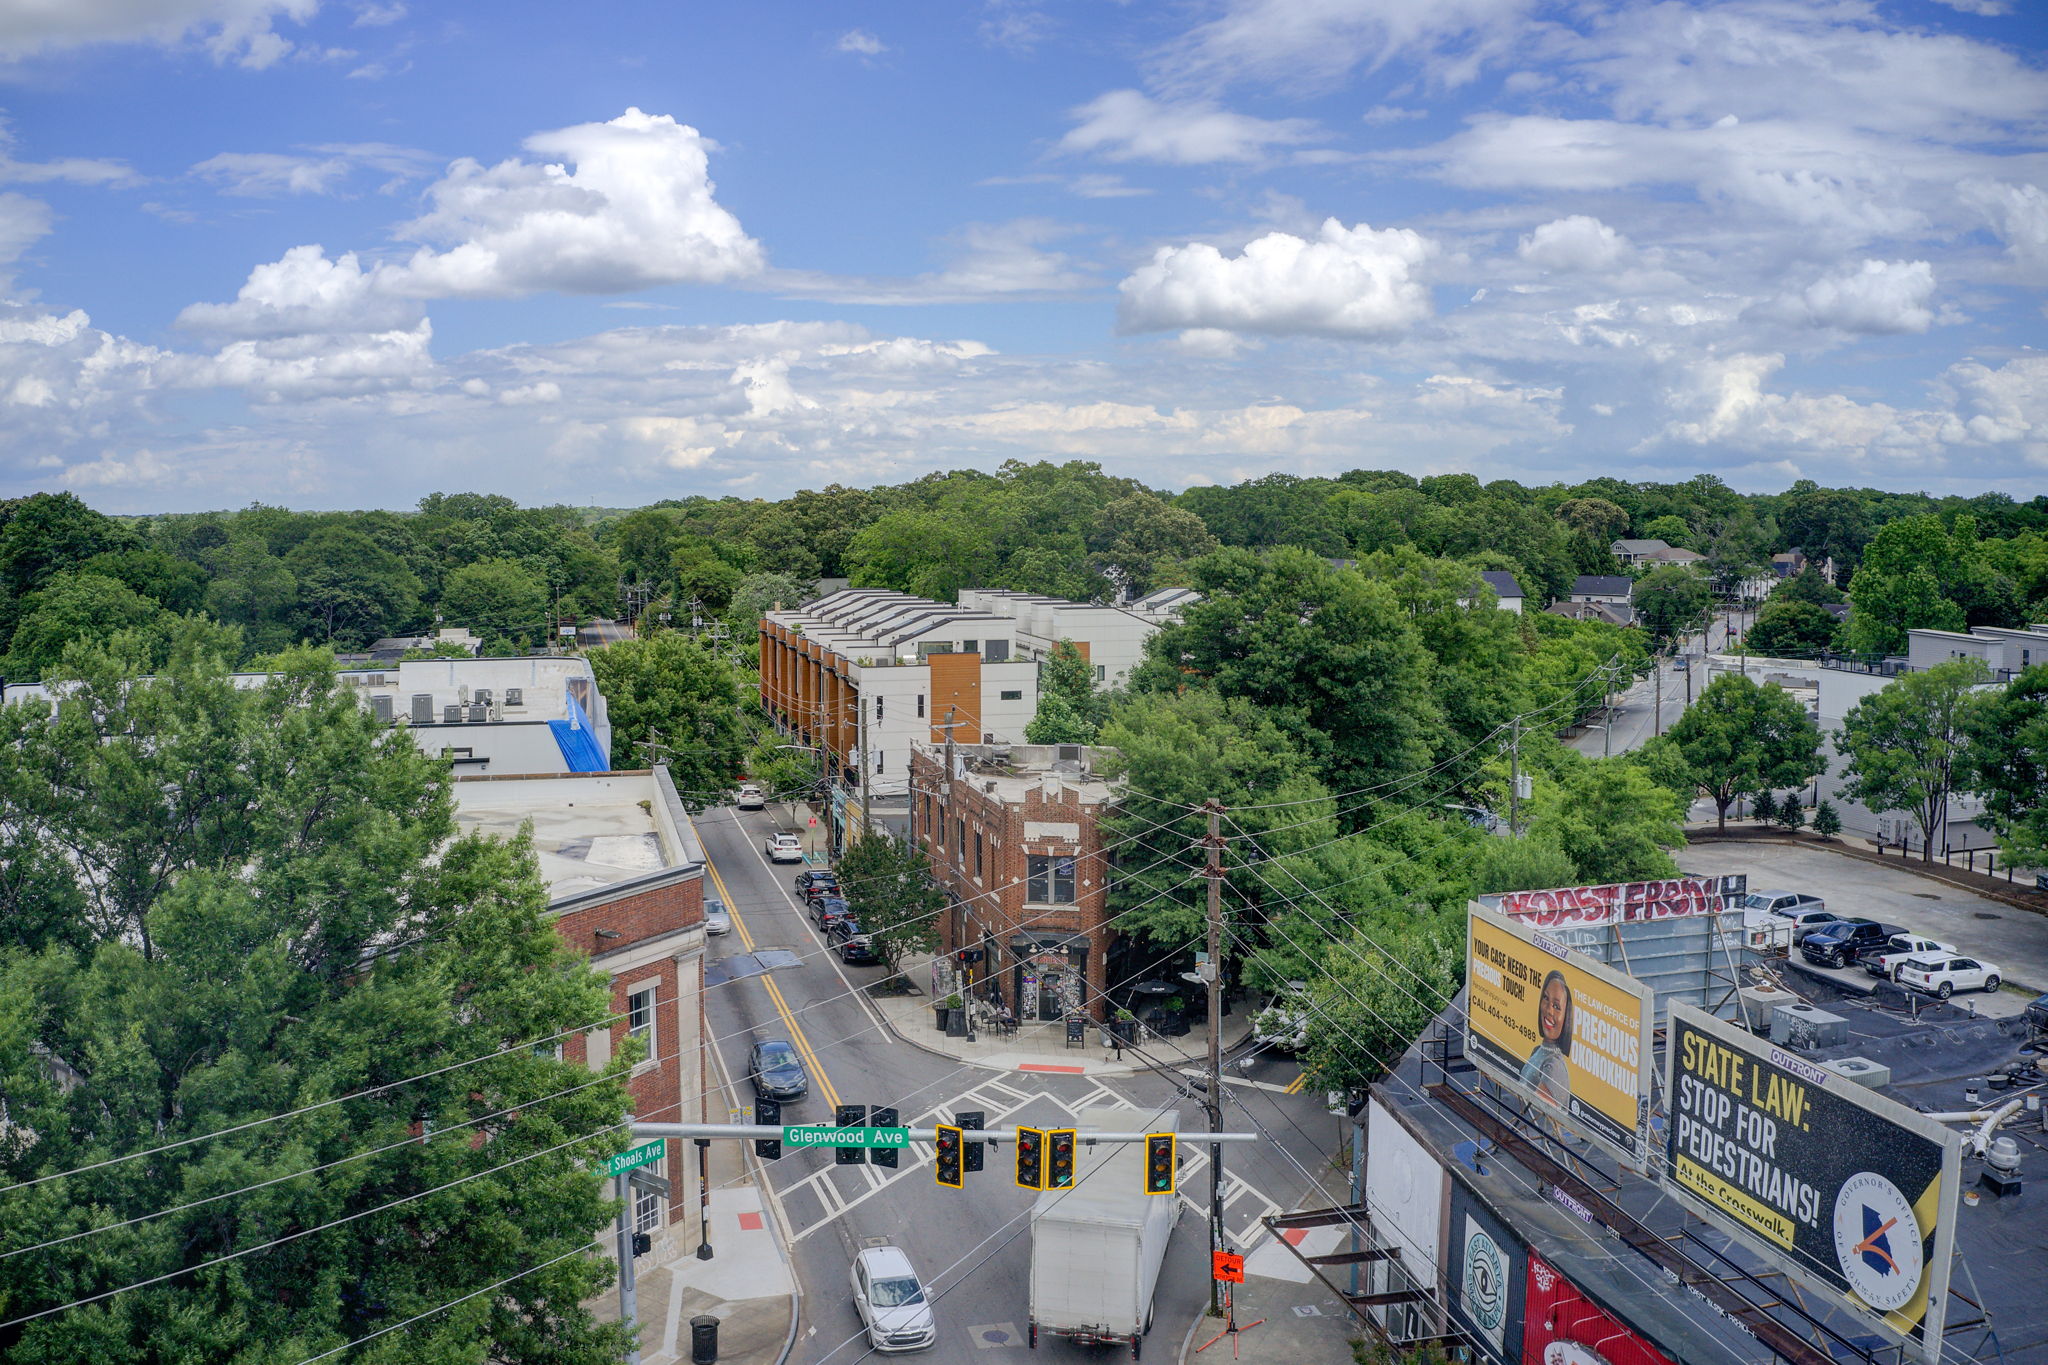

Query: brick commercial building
(909, 742), (1121, 1023)
(452, 767), (707, 1245)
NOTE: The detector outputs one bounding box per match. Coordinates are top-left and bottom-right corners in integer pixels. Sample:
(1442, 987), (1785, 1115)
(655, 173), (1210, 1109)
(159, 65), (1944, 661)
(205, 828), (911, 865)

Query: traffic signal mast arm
(629, 1122), (1262, 1144)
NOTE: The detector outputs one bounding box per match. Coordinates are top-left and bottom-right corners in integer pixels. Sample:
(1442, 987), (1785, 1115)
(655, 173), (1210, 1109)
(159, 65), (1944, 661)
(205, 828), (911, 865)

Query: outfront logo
(1831, 1171), (1925, 1313)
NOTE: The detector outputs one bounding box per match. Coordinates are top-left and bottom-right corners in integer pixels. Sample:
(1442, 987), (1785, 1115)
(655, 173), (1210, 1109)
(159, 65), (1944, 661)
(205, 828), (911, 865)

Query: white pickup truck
(1861, 933), (1956, 979)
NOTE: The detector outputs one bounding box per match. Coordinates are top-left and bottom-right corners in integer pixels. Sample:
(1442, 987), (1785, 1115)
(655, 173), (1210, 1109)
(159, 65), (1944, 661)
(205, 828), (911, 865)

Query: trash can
(690, 1314), (719, 1363)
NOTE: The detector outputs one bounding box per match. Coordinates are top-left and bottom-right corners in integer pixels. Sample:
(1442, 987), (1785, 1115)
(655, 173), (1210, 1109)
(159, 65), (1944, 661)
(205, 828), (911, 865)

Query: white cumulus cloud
(1797, 259), (1937, 335)
(1118, 219), (1436, 338)
(1059, 90), (1319, 165)
(0, 0), (317, 68)
(837, 29), (886, 56)
(1517, 215), (1631, 272)
(176, 244), (424, 337)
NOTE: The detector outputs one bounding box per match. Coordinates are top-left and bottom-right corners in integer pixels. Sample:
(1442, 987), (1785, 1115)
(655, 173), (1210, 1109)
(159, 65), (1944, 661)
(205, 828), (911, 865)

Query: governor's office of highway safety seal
(1832, 1171), (1924, 1313)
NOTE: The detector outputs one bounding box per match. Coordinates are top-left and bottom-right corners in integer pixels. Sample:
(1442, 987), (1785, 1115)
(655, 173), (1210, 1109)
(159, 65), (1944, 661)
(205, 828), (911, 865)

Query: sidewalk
(586, 1133), (798, 1365)
(1177, 1220), (1363, 1363)
(868, 953), (1256, 1077)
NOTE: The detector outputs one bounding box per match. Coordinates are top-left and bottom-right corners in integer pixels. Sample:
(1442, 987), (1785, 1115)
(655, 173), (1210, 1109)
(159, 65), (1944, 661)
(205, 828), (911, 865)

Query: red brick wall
(910, 750), (1115, 1018)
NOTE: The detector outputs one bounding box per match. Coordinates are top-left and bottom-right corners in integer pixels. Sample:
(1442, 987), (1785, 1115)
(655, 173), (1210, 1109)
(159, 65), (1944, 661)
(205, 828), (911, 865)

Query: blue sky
(0, 0), (2042, 512)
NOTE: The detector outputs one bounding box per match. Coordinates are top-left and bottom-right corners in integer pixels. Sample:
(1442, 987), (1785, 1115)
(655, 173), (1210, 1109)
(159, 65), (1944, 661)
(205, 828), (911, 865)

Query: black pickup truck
(1799, 919), (1902, 969)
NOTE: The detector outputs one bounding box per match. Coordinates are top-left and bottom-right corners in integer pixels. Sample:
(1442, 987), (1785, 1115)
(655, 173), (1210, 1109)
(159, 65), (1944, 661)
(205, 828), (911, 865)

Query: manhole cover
(1974, 912), (2003, 920)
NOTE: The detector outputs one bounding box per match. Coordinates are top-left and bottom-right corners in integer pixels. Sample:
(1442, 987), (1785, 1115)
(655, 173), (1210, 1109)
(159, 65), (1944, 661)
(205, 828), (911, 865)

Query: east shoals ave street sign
(786, 1124), (910, 1150)
(605, 1138), (667, 1177)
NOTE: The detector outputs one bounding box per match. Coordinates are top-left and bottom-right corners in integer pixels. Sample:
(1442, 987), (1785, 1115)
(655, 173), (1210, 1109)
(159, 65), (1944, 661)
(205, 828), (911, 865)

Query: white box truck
(1028, 1107), (1181, 1359)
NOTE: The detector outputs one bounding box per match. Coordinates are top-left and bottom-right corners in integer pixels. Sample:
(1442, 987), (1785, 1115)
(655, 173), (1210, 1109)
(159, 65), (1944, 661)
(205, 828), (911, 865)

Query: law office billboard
(1665, 1002), (1961, 1361)
(1465, 904), (1656, 1168)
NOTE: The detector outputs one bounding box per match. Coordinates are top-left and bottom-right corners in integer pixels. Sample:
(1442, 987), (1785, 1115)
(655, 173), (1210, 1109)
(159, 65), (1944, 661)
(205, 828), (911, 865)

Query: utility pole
(1507, 718), (1522, 837)
(614, 1170), (640, 1365)
(1602, 663), (1614, 759)
(1202, 798), (1227, 1317)
(1654, 651), (1664, 736)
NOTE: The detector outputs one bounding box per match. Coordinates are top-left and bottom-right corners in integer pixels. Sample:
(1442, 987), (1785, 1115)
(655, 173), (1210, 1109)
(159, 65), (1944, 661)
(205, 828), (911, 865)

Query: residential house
(1551, 574), (1635, 625)
(452, 767), (708, 1252)
(1475, 569), (1525, 613)
(1611, 538), (1707, 569)
(909, 742), (1121, 1023)
(956, 588), (1172, 689)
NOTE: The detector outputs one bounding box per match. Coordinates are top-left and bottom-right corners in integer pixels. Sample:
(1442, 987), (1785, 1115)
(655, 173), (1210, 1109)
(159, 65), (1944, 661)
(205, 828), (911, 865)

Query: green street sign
(786, 1124), (909, 1150)
(605, 1138), (666, 1177)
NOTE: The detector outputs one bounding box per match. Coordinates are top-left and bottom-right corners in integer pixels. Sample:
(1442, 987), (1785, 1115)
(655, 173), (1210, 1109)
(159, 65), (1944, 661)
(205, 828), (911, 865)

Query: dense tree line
(3, 468), (2043, 682)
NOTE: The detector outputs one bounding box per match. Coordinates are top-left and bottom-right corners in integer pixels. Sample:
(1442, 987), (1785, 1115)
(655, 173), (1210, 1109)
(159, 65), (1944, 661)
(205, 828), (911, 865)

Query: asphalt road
(1568, 611), (1732, 757)
(691, 805), (1343, 1364)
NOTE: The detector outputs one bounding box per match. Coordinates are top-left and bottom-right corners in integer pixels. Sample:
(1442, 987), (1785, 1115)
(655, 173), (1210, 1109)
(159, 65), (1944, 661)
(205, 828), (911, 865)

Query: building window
(917, 693), (926, 718)
(961, 639), (978, 654)
(1000, 689), (1023, 700)
(627, 986), (655, 1044)
(1095, 665), (1106, 682)
(874, 750), (883, 774)
(985, 639), (1010, 662)
(875, 694), (884, 721)
(955, 819), (966, 863)
(634, 1183), (663, 1234)
(1027, 854), (1076, 904)
(974, 832), (984, 880)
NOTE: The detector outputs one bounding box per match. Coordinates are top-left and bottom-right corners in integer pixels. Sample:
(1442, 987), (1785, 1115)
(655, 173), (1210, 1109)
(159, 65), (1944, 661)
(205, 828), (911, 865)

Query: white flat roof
(453, 772), (692, 903)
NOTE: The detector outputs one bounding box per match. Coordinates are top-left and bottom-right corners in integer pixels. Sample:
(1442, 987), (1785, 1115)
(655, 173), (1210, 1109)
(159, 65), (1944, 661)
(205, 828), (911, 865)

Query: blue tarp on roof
(549, 690), (609, 772)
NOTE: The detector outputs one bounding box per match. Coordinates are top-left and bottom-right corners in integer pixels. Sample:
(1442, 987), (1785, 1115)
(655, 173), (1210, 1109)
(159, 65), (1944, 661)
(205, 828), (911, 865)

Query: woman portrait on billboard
(1519, 970), (1573, 1106)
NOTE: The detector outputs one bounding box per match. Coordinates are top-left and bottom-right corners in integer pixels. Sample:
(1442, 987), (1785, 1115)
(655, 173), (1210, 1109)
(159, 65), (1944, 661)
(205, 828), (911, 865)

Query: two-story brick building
(452, 767), (707, 1249)
(908, 742), (1122, 1023)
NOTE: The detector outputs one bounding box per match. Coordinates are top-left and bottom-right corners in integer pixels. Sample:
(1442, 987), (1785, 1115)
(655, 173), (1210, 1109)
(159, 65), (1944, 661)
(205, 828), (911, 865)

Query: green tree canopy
(1641, 514), (1694, 549)
(1025, 639), (1102, 745)
(1839, 659), (1991, 859)
(585, 633), (749, 798)
(835, 831), (945, 971)
(1744, 598), (1840, 656)
(845, 509), (998, 602)
(1524, 756), (1688, 883)
(1633, 564), (1713, 645)
(441, 557), (549, 645)
(1965, 664), (2048, 868)
(1664, 673), (1826, 831)
(1773, 565), (1845, 605)
(0, 629), (632, 1362)
(3, 572), (175, 681)
(1130, 547), (1444, 814)
(1555, 496), (1631, 545)
(728, 571), (814, 628)
(282, 525), (425, 647)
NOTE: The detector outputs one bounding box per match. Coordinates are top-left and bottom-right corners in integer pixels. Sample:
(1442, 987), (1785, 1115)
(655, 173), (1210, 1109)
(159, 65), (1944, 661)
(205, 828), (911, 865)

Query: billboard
(1466, 904), (1656, 1167)
(1524, 1252), (1678, 1365)
(1490, 876), (1746, 928)
(1447, 1178), (1525, 1362)
(1665, 1002), (1960, 1361)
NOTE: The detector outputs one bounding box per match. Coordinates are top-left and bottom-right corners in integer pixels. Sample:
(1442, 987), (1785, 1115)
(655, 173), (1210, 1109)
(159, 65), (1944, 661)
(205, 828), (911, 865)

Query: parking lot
(1677, 840), (2048, 1009)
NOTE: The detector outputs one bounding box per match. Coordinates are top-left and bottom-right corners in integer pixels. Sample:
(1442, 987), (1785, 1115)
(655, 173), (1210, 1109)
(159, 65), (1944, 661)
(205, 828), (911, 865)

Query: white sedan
(1895, 952), (2002, 998)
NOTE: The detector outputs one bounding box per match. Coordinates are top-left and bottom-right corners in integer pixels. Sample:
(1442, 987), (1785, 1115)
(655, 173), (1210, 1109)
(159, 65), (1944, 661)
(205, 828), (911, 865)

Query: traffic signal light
(1048, 1128), (1077, 1189)
(755, 1098), (782, 1160)
(871, 1107), (899, 1169)
(835, 1104), (867, 1166)
(1144, 1133), (1175, 1194)
(933, 1125), (963, 1189)
(1015, 1126), (1045, 1190)
(956, 1110), (985, 1173)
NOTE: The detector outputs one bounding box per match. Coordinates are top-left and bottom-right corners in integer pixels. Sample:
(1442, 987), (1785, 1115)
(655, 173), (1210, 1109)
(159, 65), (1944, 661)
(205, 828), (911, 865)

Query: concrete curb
(866, 990), (1259, 1079)
(1176, 1306), (1216, 1363)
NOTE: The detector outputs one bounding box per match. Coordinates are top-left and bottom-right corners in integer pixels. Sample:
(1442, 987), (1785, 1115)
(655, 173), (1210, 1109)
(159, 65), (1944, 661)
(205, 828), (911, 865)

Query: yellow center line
(1283, 1072), (1307, 1095)
(703, 852), (841, 1114)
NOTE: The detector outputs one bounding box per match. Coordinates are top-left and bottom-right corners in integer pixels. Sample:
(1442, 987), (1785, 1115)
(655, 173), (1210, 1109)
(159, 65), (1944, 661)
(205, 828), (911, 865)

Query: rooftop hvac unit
(1056, 745), (1084, 763)
(467, 702), (487, 723)
(1771, 1003), (1847, 1050)
(411, 694), (434, 725)
(443, 704), (462, 725)
(1823, 1057), (1891, 1089)
(474, 688), (492, 706)
(505, 687), (523, 706)
(370, 694), (394, 724)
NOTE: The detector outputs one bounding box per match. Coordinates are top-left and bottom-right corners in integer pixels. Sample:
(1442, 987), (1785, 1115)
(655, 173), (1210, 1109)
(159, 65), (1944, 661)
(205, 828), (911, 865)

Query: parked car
(1858, 933), (1953, 979)
(736, 784), (765, 811)
(1798, 919), (1900, 969)
(1746, 889), (1827, 918)
(748, 1039), (810, 1101)
(2025, 992), (2048, 1034)
(704, 898), (732, 937)
(850, 1242), (936, 1353)
(831, 918), (878, 964)
(794, 870), (841, 902)
(1896, 953), (2002, 998)
(813, 896), (854, 931)
(765, 831), (804, 863)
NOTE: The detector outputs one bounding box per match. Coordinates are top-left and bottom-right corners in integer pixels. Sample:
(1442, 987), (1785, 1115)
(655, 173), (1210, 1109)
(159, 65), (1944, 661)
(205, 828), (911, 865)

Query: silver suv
(851, 1242), (935, 1352)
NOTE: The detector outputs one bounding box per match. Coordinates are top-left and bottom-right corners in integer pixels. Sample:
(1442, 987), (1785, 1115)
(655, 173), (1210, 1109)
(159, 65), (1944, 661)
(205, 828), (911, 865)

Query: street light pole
(1202, 798), (1227, 1318)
